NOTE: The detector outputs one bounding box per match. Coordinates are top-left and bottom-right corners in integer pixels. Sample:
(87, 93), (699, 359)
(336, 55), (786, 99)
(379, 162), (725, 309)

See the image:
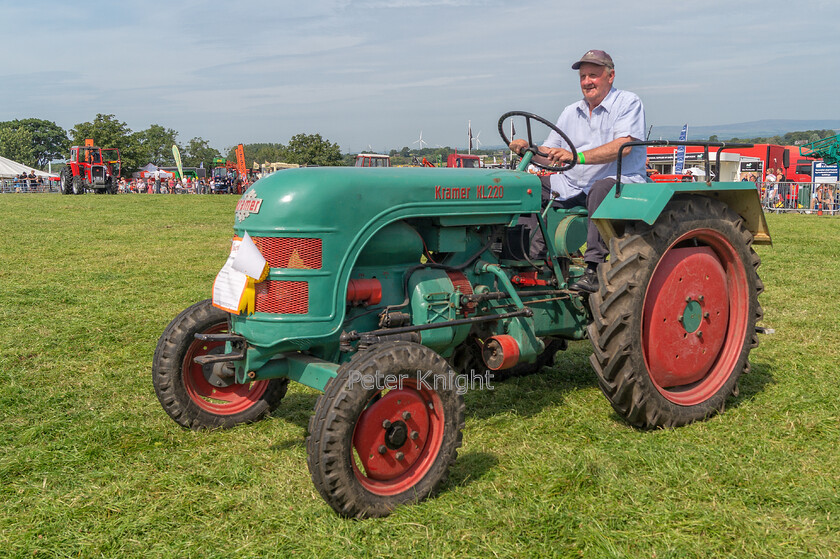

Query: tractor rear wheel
(152, 299), (288, 430)
(588, 196), (762, 429)
(307, 341), (465, 518)
(72, 176), (85, 195)
(60, 168), (73, 195)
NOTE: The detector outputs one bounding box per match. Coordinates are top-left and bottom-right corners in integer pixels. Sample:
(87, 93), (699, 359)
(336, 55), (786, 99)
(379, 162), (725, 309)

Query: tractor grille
(255, 280), (309, 314)
(251, 237), (322, 269)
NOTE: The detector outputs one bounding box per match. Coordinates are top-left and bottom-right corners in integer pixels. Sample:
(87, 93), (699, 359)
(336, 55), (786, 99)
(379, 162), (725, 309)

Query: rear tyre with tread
(152, 299), (288, 430)
(60, 168), (73, 195)
(307, 341), (465, 518)
(588, 196), (762, 429)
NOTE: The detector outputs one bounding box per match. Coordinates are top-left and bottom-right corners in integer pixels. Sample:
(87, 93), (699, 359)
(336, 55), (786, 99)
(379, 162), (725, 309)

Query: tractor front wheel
(72, 176), (85, 195)
(152, 299), (288, 429)
(307, 341), (465, 518)
(588, 196), (762, 428)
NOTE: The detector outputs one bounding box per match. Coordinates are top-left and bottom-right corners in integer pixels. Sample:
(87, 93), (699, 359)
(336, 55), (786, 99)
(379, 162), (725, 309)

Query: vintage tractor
(153, 112), (770, 518)
(60, 143), (121, 195)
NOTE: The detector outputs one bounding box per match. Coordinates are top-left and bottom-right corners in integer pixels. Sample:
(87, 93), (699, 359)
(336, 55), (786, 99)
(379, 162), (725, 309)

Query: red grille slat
(446, 271), (476, 316)
(252, 237), (322, 269)
(255, 281), (309, 314)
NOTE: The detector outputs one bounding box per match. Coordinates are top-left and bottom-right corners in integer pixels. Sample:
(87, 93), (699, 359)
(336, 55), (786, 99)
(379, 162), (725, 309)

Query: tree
(138, 124), (180, 166)
(283, 133), (343, 166)
(71, 114), (143, 175)
(183, 137), (221, 170)
(226, 143), (288, 168)
(0, 118), (68, 168)
(0, 126), (35, 167)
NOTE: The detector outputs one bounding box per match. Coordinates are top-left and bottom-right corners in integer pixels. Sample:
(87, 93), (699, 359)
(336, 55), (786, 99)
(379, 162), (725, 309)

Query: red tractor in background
(60, 140), (121, 195)
(447, 152), (482, 168)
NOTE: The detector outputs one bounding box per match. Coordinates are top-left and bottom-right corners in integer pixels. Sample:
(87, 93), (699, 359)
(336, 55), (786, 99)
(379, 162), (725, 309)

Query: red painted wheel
(588, 196), (763, 428)
(352, 379), (444, 495)
(307, 342), (465, 518)
(153, 299), (288, 430)
(180, 322), (271, 415)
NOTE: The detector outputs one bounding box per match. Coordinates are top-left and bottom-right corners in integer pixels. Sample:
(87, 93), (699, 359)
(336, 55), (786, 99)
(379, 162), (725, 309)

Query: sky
(1, 0), (839, 154)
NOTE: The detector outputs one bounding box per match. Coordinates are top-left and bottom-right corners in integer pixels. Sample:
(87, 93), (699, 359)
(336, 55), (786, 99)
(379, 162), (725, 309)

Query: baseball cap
(571, 50), (614, 70)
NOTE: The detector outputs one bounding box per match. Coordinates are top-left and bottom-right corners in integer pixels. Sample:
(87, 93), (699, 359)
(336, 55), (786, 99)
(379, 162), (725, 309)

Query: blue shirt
(544, 87), (647, 200)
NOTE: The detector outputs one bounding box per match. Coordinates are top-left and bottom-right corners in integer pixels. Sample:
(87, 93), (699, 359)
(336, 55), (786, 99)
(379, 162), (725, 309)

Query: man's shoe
(571, 268), (599, 293)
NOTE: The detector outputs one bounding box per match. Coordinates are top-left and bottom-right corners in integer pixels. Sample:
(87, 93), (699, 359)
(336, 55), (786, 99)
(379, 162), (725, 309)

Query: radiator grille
(251, 237), (322, 269)
(255, 281), (309, 314)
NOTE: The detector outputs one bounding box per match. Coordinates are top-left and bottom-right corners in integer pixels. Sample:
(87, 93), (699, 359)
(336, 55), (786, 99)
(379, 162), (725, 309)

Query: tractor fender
(591, 181), (772, 246)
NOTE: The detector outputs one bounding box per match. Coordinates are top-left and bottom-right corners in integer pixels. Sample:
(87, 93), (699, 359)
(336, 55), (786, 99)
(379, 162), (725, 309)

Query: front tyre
(588, 196), (763, 429)
(307, 342), (465, 518)
(152, 299), (288, 429)
(72, 176), (85, 195)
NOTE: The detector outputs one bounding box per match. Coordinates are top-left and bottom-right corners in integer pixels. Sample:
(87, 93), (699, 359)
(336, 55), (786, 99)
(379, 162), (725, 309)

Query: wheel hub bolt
(395, 452), (404, 461)
(704, 312), (710, 319)
(402, 411), (411, 420)
(378, 445), (387, 454)
(410, 431), (419, 440)
(697, 331), (703, 338)
(382, 419), (391, 429)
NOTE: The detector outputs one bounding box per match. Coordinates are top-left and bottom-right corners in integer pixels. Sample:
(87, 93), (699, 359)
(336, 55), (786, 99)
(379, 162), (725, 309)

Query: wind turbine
(413, 131), (428, 151)
(467, 121), (482, 154)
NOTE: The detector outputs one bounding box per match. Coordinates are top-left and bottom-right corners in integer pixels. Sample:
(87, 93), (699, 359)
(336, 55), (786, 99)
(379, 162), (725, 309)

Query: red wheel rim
(181, 322), (270, 414)
(351, 379), (445, 496)
(641, 229), (749, 405)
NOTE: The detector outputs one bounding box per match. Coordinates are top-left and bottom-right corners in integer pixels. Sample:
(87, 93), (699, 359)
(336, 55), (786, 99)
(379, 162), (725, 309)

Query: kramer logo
(236, 189), (263, 222)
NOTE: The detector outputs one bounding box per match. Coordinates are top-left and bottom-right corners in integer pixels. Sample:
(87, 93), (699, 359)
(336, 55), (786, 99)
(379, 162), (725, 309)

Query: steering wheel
(498, 111), (578, 173)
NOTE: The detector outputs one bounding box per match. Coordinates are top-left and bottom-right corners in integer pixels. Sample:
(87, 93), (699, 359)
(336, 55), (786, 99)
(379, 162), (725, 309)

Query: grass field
(1, 194), (839, 558)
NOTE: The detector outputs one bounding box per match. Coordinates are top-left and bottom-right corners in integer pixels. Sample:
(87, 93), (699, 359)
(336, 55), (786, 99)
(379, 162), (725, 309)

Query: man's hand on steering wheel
(509, 140), (573, 167)
(499, 111), (577, 173)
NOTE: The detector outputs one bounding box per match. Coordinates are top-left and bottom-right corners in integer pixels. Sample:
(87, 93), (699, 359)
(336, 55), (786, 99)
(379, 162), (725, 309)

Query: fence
(759, 181), (839, 214)
(0, 179), (60, 193)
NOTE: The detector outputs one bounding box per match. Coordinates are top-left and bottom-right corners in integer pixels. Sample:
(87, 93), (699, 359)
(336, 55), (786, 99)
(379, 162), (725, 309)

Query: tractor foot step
(194, 333), (246, 343)
(193, 352), (245, 366)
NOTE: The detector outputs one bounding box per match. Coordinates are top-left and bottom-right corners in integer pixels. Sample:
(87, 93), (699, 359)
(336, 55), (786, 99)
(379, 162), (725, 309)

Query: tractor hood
(227, 166), (541, 349)
(232, 167), (540, 235)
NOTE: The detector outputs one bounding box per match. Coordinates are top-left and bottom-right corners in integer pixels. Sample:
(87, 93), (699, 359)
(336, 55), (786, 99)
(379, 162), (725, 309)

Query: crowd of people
(758, 168), (838, 213)
(3, 170), (48, 192)
(115, 174), (252, 194)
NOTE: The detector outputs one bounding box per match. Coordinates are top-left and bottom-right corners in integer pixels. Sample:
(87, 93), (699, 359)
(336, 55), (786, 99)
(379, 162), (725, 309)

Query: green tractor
(153, 112), (770, 518)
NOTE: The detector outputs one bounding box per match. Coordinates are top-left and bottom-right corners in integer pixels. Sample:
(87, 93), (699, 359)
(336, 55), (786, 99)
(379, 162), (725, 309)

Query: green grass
(1, 194), (839, 558)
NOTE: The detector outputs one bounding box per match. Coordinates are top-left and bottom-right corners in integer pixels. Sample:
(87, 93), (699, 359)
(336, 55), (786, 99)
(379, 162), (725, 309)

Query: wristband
(578, 152), (585, 165)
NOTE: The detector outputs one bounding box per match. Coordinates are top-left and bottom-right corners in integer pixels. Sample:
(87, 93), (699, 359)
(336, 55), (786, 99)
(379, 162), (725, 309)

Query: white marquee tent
(0, 154), (58, 180)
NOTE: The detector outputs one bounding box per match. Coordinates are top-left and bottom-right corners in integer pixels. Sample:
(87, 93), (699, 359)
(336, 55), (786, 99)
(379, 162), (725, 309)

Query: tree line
(709, 129), (837, 146)
(0, 115), (344, 174)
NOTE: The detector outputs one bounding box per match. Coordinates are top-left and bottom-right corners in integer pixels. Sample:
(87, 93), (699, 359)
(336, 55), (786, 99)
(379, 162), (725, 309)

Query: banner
(172, 145), (184, 179)
(674, 124), (687, 174)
